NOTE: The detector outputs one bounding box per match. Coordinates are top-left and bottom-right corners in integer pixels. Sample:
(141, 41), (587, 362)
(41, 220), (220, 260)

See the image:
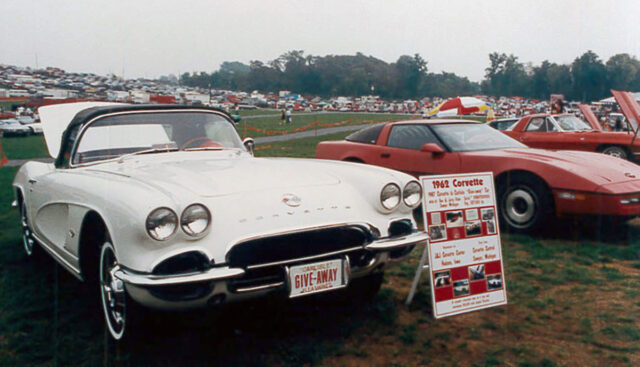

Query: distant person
(234, 104), (239, 115)
(286, 108), (292, 124)
(280, 109), (286, 125)
(615, 117), (623, 131)
(552, 100), (564, 114)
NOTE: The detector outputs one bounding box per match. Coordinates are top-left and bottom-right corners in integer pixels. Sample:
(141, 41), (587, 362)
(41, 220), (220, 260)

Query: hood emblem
(282, 193), (302, 207)
(625, 172), (636, 178)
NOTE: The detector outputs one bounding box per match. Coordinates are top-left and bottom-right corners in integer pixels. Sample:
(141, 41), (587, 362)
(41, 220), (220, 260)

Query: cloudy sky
(2, 0), (638, 81)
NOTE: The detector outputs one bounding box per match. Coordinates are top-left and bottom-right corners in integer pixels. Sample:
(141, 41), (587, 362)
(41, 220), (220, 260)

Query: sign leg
(406, 243), (429, 305)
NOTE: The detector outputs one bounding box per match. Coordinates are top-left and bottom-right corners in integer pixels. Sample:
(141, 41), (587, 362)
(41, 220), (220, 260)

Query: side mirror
(231, 114), (242, 123)
(420, 143), (445, 155)
(243, 137), (255, 155)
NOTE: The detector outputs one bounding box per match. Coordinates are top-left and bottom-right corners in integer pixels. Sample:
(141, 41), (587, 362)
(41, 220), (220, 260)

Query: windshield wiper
(183, 146), (235, 152)
(117, 146), (179, 163)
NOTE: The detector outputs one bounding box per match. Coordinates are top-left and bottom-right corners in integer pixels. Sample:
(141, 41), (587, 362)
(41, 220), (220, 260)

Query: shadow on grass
(0, 235), (399, 367)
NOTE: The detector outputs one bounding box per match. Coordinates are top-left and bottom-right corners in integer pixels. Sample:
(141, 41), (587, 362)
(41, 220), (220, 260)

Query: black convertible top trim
(56, 104), (235, 167)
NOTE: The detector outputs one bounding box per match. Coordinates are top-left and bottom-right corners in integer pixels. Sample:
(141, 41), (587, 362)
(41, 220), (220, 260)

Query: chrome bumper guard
(365, 230), (429, 251)
(113, 265), (245, 287)
(114, 230), (428, 287)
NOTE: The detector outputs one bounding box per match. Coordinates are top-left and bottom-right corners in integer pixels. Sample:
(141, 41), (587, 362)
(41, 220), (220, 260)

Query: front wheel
(601, 146), (628, 160)
(20, 202), (37, 256)
(498, 176), (552, 233)
(99, 241), (139, 341)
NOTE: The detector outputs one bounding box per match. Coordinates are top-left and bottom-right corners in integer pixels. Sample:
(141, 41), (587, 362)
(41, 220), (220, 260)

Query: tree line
(175, 50), (640, 102)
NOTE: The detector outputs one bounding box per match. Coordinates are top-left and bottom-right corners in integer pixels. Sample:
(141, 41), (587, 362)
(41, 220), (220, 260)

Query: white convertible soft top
(39, 102), (125, 158)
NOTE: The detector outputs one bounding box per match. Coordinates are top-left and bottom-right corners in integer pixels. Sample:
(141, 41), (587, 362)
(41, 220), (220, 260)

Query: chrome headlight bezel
(146, 207), (178, 241)
(403, 181), (423, 208)
(180, 204), (211, 237)
(380, 183), (402, 210)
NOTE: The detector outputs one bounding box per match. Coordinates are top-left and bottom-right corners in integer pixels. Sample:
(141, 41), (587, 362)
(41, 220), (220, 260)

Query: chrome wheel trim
(100, 242), (126, 340)
(505, 188), (536, 227)
(603, 147), (626, 159)
(20, 204), (34, 256)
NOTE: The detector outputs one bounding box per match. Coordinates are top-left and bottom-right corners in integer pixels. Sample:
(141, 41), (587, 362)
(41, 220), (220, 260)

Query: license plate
(287, 258), (348, 298)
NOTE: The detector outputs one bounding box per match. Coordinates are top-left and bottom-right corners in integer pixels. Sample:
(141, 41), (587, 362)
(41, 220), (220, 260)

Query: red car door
(372, 124), (461, 176)
(536, 117), (570, 150)
(515, 116), (553, 148)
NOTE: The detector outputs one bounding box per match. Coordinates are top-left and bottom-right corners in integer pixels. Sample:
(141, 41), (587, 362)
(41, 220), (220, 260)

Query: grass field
(1, 136), (49, 160)
(2, 117), (639, 366)
(237, 112), (416, 138)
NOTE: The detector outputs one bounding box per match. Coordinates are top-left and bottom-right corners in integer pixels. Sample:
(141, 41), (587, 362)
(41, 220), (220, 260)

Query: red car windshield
(431, 123), (526, 152)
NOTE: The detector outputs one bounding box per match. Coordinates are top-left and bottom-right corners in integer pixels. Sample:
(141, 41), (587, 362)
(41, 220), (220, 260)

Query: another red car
(316, 120), (640, 232)
(502, 113), (640, 161)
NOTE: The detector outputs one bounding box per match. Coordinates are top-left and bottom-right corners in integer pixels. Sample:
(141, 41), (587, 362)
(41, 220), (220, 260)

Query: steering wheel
(180, 137), (223, 149)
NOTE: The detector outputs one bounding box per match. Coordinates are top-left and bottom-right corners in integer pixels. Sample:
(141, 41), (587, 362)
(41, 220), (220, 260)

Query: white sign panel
(421, 172), (507, 318)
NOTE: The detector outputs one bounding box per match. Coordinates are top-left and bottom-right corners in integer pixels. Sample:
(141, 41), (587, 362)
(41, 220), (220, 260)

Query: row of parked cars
(11, 102), (640, 341)
(0, 116), (43, 137)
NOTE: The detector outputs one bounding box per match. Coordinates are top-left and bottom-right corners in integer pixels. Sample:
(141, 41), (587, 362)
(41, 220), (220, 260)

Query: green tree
(606, 53), (640, 91)
(571, 50), (608, 101)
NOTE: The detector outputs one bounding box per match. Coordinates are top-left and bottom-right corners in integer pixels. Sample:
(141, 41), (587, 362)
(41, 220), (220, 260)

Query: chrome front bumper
(114, 230), (428, 288)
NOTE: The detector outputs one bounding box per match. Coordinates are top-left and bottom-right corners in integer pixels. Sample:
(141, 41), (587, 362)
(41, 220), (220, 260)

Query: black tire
(600, 146), (628, 160)
(497, 175), (552, 233)
(20, 202), (39, 257)
(99, 238), (142, 341)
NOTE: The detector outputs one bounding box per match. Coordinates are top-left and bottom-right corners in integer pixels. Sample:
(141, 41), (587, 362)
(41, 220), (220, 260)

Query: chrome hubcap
(100, 243), (126, 340)
(605, 149), (625, 158)
(21, 205), (34, 256)
(505, 188), (536, 226)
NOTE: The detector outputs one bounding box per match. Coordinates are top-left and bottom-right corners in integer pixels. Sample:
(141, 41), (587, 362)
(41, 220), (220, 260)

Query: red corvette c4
(316, 120), (640, 232)
(501, 113), (640, 161)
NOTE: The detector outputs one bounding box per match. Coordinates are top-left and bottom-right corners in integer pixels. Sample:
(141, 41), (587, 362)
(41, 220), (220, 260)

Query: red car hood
(463, 148), (640, 191)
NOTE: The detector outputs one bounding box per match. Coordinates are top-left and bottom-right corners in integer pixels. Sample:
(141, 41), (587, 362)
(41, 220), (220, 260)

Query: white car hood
(89, 153), (341, 197)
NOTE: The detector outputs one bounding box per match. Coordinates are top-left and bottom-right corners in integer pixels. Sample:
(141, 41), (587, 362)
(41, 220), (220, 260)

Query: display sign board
(421, 172), (507, 318)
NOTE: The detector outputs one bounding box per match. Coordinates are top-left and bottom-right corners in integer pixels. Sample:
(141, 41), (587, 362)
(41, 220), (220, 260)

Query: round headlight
(181, 204), (211, 236)
(380, 183), (401, 210)
(146, 207), (178, 241)
(403, 181), (423, 208)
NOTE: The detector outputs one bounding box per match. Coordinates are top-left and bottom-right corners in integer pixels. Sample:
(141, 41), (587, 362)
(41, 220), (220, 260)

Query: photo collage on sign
(427, 206), (498, 242)
(432, 260), (504, 302)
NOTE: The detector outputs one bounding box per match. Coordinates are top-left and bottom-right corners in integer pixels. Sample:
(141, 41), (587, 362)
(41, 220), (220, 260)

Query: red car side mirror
(420, 143), (445, 156)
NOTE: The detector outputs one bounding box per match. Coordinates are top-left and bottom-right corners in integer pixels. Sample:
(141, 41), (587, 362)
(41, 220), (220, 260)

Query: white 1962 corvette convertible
(12, 102), (428, 340)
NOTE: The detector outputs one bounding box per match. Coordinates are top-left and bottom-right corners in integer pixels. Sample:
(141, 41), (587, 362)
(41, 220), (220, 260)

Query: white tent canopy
(597, 92), (640, 104)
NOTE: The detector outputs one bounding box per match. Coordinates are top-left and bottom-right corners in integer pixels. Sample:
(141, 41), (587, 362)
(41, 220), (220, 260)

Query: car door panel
(380, 146), (461, 176)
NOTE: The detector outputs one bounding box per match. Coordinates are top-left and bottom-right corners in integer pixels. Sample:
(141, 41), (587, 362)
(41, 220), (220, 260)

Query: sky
(1, 0), (639, 82)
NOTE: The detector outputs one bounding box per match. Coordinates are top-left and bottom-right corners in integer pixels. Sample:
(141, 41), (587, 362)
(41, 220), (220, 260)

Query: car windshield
(73, 111), (244, 164)
(552, 115), (592, 131)
(431, 123), (526, 152)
